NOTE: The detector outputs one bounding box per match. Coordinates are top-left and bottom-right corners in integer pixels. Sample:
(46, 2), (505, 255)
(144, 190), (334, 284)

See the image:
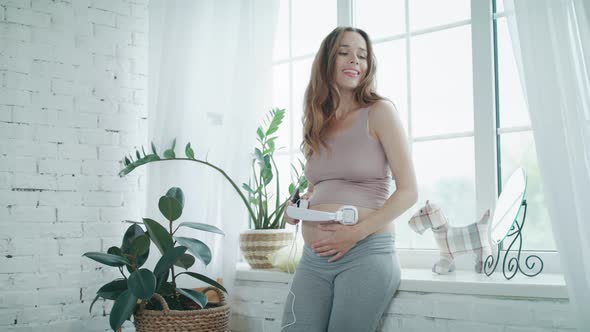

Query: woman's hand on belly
(309, 223), (365, 263)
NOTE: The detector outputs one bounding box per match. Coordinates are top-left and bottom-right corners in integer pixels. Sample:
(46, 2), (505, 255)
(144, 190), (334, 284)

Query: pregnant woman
(280, 26), (418, 332)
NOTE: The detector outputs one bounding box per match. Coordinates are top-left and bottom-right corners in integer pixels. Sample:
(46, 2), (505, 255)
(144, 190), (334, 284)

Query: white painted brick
(0, 105), (11, 121)
(0, 87), (31, 106)
(13, 109), (59, 126)
(379, 314), (402, 330)
(31, 92), (74, 111)
(34, 125), (77, 143)
(115, 14), (145, 31)
(131, 31), (146, 47)
(87, 8), (116, 26)
(0, 122), (33, 140)
(8, 206), (56, 222)
(59, 271), (104, 289)
(5, 7), (51, 27)
(0, 156), (36, 173)
(58, 110), (99, 129)
(0, 22), (32, 42)
(99, 206), (131, 223)
(38, 255), (83, 273)
(4, 71), (50, 92)
(130, 3), (147, 19)
(31, 26), (75, 48)
(30, 60), (75, 80)
(0, 138), (57, 158)
(2, 238), (59, 256)
(74, 96), (117, 114)
(82, 191), (122, 206)
(471, 300), (535, 326)
(99, 175), (136, 192)
(38, 191), (82, 207)
(58, 143), (97, 160)
(0, 256), (37, 273)
(81, 160), (119, 176)
(0, 222), (83, 239)
(0, 54), (31, 73)
(18, 305), (62, 324)
(386, 294), (433, 316)
(57, 206), (99, 222)
(98, 113), (137, 132)
(93, 53), (130, 72)
(0, 190), (38, 206)
(3, 272), (60, 290)
(1, 0), (30, 9)
(400, 316), (446, 330)
(56, 174), (99, 191)
(82, 222), (127, 238)
(30, 0), (57, 13)
(0, 308), (19, 326)
(13, 173), (57, 190)
(119, 130), (141, 146)
(77, 129), (119, 145)
(532, 302), (576, 329)
(93, 23), (132, 45)
(0, 172), (11, 189)
(58, 237), (100, 255)
(97, 145), (127, 161)
(38, 159), (81, 174)
(447, 320), (504, 332)
(132, 88), (145, 105)
(89, 0), (130, 15)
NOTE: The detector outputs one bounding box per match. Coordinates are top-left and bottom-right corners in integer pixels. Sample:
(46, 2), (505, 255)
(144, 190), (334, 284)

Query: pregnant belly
(301, 203), (395, 246)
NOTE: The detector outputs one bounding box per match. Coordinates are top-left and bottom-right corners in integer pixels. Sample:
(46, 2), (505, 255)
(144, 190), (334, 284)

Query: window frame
(269, 0), (561, 274)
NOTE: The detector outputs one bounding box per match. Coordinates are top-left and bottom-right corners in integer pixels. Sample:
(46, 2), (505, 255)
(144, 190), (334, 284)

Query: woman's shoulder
(366, 99), (398, 122)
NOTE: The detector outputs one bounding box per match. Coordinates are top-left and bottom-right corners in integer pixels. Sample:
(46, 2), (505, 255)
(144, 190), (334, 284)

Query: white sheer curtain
(147, 0), (279, 300)
(503, 0), (590, 330)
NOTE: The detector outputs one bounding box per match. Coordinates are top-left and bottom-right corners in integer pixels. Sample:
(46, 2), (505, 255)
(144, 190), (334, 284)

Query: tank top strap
(349, 106), (370, 138)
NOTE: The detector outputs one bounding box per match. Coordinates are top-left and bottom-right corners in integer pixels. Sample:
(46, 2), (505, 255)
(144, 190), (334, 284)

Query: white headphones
(286, 198), (359, 225)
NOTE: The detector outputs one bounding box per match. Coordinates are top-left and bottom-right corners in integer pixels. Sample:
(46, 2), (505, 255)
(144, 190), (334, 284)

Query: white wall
(0, 0), (147, 330)
(231, 274), (578, 332)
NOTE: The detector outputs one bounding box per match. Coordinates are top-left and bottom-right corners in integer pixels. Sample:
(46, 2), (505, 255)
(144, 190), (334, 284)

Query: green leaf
(174, 253), (195, 269)
(176, 272), (227, 293)
(165, 187), (185, 208)
(176, 288), (208, 309)
(151, 141), (158, 155)
(107, 246), (122, 257)
(82, 252), (130, 267)
(89, 294), (100, 313)
(128, 268), (156, 300)
(121, 224), (145, 254)
(153, 246), (187, 277)
(185, 143), (195, 159)
(171, 137), (176, 150)
(254, 148), (263, 163)
(135, 150), (141, 160)
(142, 146), (147, 157)
(124, 156), (131, 166)
(97, 279), (128, 300)
(256, 127), (264, 140)
(143, 218), (174, 255)
(174, 237), (212, 266)
(129, 234), (150, 257)
(265, 108), (285, 136)
(163, 149), (175, 159)
(156, 269), (169, 292)
(109, 290), (138, 331)
(177, 222), (225, 236)
(242, 183), (255, 194)
(158, 196), (183, 222)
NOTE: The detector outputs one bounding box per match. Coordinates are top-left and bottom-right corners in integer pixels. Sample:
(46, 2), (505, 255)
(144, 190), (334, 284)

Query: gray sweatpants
(280, 232), (401, 332)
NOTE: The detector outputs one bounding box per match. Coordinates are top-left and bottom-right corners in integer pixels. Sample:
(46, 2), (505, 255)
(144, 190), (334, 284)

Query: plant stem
(122, 158), (257, 222)
(118, 267), (127, 280)
(169, 220), (176, 285)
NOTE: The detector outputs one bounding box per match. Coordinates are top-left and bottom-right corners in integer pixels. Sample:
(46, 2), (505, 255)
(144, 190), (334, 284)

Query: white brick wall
(0, 0), (147, 330)
(231, 278), (578, 332)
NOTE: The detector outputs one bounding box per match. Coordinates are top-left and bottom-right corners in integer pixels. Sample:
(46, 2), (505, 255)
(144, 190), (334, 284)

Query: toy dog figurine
(408, 200), (494, 274)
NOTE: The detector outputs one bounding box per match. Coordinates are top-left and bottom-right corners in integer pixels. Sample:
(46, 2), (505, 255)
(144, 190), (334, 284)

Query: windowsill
(235, 262), (568, 299)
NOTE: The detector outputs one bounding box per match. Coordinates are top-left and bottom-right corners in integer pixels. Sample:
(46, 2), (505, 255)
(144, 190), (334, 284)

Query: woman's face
(333, 31), (368, 92)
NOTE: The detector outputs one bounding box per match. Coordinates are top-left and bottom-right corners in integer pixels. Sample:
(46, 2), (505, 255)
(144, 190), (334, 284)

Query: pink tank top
(304, 107), (392, 209)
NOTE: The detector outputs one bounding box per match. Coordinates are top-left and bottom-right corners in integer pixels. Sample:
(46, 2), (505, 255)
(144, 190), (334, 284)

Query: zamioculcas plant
(117, 107), (308, 230)
(82, 187), (226, 331)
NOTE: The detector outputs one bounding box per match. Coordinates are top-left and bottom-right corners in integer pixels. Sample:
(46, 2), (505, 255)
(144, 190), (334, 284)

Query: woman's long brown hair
(300, 26), (390, 160)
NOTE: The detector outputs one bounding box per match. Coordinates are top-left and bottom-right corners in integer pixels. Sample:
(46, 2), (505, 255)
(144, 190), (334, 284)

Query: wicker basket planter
(239, 229), (293, 269)
(134, 287), (230, 332)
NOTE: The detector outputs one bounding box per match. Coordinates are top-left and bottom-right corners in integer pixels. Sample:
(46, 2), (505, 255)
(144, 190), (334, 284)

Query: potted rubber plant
(82, 187), (230, 332)
(117, 107), (307, 269)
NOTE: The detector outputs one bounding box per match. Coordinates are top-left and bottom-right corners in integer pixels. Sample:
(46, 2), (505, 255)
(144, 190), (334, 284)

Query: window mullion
(338, 0), (353, 26)
(472, 0), (498, 217)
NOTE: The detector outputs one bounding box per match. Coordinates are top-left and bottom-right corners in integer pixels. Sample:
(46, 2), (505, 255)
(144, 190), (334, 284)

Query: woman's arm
(353, 100), (418, 239)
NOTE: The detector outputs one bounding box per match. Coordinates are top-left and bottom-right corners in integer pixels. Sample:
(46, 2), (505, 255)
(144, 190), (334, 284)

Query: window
(269, 0), (558, 269)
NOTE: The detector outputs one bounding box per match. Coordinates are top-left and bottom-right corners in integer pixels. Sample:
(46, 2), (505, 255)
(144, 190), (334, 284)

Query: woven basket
(134, 287), (230, 332)
(240, 229), (293, 269)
